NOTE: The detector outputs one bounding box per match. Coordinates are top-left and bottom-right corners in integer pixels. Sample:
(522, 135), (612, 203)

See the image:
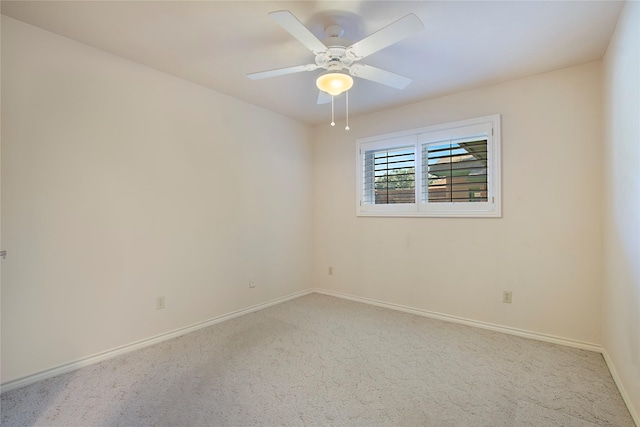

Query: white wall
(313, 62), (604, 346)
(603, 0), (640, 421)
(1, 16), (313, 383)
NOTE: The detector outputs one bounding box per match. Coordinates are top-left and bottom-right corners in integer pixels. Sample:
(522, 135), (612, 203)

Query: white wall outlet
(249, 277), (256, 288)
(156, 296), (165, 310)
(329, 266), (333, 275)
(503, 291), (512, 304)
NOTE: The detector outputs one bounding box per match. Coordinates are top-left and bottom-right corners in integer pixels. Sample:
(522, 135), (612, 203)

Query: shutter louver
(363, 147), (415, 204)
(423, 139), (488, 203)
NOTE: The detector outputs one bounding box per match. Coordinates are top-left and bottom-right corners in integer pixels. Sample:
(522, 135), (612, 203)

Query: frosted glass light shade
(316, 72), (353, 96)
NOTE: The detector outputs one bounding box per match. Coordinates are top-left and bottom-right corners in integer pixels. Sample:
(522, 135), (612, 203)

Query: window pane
(363, 147), (415, 204)
(422, 140), (488, 203)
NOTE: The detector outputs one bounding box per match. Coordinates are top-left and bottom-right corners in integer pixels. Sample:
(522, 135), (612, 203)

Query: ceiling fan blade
(348, 13), (424, 59)
(269, 10), (327, 53)
(349, 64), (412, 90)
(247, 64), (318, 80)
(317, 91), (331, 105)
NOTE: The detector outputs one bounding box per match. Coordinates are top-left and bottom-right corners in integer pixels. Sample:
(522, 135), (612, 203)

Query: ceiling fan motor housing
(315, 46), (354, 71)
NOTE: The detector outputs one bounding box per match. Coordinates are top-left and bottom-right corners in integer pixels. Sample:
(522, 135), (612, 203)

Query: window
(363, 146), (415, 205)
(356, 115), (501, 217)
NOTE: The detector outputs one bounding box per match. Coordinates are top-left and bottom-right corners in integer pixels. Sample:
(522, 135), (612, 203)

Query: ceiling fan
(247, 10), (425, 108)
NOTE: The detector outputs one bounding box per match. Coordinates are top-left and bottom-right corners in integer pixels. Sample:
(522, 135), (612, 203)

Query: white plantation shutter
(357, 115), (501, 217)
(362, 146), (415, 205)
(423, 138), (488, 203)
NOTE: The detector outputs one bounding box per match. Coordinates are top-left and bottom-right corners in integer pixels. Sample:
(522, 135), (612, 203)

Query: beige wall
(603, 0), (640, 420)
(313, 62), (604, 346)
(1, 17), (313, 383)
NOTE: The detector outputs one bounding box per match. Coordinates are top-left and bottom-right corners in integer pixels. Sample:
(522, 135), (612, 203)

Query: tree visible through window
(372, 148), (415, 204)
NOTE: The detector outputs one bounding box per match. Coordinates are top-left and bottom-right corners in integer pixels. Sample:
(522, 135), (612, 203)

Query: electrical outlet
(249, 277), (256, 288)
(329, 266), (333, 275)
(156, 296), (165, 310)
(502, 291), (512, 304)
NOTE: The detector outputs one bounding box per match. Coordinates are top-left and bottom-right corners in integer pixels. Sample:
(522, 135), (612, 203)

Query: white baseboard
(602, 349), (640, 426)
(0, 289), (313, 393)
(313, 289), (603, 352)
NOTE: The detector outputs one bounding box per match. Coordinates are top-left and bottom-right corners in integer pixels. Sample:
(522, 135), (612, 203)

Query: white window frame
(356, 115), (501, 218)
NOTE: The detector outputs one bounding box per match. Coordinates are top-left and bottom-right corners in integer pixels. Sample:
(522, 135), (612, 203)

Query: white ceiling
(1, 1), (624, 125)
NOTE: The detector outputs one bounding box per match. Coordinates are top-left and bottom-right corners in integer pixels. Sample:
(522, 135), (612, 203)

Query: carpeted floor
(1, 293), (635, 426)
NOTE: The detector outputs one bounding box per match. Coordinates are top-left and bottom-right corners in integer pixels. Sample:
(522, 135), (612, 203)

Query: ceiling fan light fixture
(316, 72), (353, 96)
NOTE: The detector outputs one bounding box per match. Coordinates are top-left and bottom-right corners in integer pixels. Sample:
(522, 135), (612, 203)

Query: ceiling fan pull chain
(331, 96), (335, 126)
(345, 91), (350, 131)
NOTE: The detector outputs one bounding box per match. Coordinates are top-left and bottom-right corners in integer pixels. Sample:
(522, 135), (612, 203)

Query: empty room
(1, 1), (638, 425)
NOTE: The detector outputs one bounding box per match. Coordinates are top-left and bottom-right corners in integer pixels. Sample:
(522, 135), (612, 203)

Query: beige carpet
(1, 294), (634, 426)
